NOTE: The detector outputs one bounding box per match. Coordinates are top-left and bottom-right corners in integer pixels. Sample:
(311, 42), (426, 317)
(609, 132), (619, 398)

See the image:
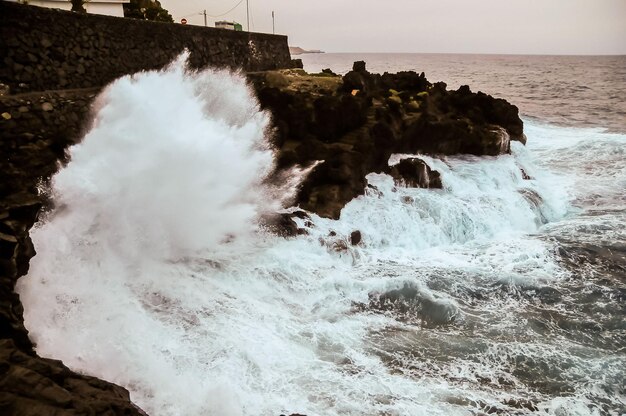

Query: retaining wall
(0, 1), (293, 94)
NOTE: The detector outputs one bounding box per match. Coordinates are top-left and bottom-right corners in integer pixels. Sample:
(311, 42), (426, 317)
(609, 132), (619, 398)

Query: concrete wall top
(0, 1), (293, 94)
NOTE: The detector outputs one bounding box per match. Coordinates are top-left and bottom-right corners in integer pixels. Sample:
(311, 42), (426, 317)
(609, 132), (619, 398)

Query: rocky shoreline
(255, 62), (524, 232)
(0, 63), (524, 414)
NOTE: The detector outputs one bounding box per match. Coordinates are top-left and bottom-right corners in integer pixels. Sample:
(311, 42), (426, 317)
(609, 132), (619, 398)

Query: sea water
(17, 53), (626, 415)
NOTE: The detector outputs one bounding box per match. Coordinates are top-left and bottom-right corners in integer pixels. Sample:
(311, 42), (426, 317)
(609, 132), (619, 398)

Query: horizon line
(294, 51), (626, 57)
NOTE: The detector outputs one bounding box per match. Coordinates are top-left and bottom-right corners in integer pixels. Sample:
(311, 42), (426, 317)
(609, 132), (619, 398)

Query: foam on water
(17, 59), (625, 415)
(525, 121), (626, 209)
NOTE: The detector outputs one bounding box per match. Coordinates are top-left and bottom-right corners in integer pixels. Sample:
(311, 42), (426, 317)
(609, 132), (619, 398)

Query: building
(215, 21), (243, 31)
(10, 0), (130, 18)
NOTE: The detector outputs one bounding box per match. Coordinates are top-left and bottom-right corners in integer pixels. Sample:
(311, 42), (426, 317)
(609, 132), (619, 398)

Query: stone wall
(0, 88), (147, 415)
(0, 1), (293, 94)
(0, 89), (96, 202)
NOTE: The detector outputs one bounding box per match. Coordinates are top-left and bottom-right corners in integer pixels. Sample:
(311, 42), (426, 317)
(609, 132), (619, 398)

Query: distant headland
(289, 46), (325, 55)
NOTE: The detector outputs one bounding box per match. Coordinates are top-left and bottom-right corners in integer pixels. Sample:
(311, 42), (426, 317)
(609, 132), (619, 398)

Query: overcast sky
(159, 0), (626, 55)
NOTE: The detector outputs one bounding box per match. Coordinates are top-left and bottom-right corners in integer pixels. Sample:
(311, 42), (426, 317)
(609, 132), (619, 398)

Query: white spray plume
(46, 52), (296, 262)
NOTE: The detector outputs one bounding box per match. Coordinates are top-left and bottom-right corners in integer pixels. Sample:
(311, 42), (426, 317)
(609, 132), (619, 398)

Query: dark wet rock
(254, 62), (524, 219)
(0, 339), (146, 416)
(0, 60), (524, 413)
(290, 59), (303, 69)
(261, 210), (311, 237)
(380, 71), (430, 93)
(0, 204), (146, 416)
(352, 61), (367, 73)
(0, 90), (97, 203)
(350, 230), (362, 246)
(0, 90), (145, 415)
(503, 398), (539, 412)
(388, 158), (442, 189)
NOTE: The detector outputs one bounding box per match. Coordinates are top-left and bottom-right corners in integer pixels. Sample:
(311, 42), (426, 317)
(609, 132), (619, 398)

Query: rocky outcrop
(252, 61), (524, 219)
(0, 339), (145, 416)
(388, 158), (442, 189)
(0, 89), (97, 202)
(0, 61), (525, 414)
(0, 90), (145, 415)
(261, 210), (312, 237)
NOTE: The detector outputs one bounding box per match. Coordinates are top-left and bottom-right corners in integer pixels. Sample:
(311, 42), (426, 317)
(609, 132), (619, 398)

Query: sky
(159, 0), (626, 55)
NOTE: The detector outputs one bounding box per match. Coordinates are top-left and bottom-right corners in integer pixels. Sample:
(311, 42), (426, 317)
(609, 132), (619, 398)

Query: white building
(215, 21), (243, 31)
(11, 0), (130, 18)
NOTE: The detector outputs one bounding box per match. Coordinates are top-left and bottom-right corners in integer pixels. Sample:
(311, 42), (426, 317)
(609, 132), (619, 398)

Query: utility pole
(203, 9), (207, 27)
(246, 0), (250, 31)
(272, 10), (275, 34)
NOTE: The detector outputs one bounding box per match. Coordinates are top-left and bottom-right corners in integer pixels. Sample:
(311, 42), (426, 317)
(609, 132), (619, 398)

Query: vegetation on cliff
(68, 0), (173, 22)
(123, 0), (173, 23)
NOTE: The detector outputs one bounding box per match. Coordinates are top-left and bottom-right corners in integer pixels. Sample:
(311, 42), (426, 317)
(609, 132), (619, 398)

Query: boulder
(350, 230), (362, 246)
(261, 210), (311, 237)
(0, 89), (145, 415)
(388, 158), (442, 189)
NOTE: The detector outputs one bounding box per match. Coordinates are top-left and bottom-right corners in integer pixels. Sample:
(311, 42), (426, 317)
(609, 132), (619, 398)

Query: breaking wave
(17, 57), (626, 416)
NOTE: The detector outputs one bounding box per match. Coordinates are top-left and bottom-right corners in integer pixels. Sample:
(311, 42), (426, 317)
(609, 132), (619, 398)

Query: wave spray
(18, 53), (619, 416)
(17, 54), (304, 416)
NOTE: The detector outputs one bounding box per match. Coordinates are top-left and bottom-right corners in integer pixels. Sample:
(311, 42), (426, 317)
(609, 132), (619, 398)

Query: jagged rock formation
(388, 158), (443, 189)
(0, 62), (524, 414)
(0, 90), (146, 414)
(251, 61), (524, 219)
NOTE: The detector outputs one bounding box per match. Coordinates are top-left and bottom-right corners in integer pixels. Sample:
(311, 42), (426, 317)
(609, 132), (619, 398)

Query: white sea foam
(17, 58), (625, 416)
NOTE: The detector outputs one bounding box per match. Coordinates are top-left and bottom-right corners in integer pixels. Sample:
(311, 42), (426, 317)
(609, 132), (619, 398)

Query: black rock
(388, 158), (442, 189)
(352, 60), (367, 73)
(350, 230), (362, 245)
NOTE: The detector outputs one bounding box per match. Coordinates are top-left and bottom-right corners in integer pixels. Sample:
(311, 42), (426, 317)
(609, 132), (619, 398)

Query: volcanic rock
(0, 61), (525, 414)
(252, 62), (524, 219)
(350, 230), (362, 246)
(388, 158), (442, 189)
(261, 210), (311, 237)
(0, 90), (145, 415)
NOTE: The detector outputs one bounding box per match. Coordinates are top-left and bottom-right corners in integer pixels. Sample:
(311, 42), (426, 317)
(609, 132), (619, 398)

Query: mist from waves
(17, 57), (626, 415)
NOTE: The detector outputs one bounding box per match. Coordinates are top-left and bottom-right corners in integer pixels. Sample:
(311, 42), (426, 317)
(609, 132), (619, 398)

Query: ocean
(16, 53), (626, 415)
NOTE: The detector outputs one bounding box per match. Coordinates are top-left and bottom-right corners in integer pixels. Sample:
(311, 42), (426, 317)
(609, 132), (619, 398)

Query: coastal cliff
(0, 62), (524, 413)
